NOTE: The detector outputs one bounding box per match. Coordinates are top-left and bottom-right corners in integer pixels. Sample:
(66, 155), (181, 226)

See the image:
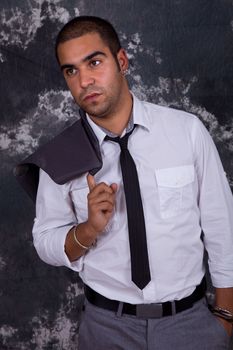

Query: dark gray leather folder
(14, 109), (102, 202)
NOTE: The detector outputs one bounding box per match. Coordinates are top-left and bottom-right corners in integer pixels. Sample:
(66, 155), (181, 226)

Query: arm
(33, 170), (117, 268)
(65, 174), (118, 262)
(32, 169), (79, 269)
(215, 287), (233, 336)
(191, 118), (233, 335)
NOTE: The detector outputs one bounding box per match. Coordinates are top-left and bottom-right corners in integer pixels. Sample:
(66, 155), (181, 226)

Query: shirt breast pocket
(155, 165), (195, 219)
(70, 187), (89, 223)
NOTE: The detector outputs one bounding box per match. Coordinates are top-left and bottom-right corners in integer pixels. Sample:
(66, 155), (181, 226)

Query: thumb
(87, 173), (96, 191)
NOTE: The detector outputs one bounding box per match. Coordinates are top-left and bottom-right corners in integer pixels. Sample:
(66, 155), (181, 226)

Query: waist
(84, 278), (206, 319)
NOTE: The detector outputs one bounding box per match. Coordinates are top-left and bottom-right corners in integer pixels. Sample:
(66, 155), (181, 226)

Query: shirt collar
(132, 93), (150, 132)
(86, 93), (151, 145)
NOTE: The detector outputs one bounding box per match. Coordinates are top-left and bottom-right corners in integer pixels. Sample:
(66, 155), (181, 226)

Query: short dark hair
(55, 16), (122, 63)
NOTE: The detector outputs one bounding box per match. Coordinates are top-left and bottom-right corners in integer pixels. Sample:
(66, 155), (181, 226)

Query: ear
(117, 48), (129, 73)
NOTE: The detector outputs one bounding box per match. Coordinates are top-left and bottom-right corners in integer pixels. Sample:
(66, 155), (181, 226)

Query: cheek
(65, 79), (80, 96)
(98, 69), (121, 89)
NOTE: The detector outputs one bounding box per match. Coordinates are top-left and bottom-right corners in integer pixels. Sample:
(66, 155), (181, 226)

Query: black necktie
(105, 126), (151, 289)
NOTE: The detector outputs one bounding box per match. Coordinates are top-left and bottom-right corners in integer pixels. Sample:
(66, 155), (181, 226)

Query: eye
(90, 60), (101, 67)
(65, 67), (78, 77)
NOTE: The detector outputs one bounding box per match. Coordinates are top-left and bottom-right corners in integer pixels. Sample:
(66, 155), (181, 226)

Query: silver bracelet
(73, 225), (91, 250)
(209, 305), (233, 324)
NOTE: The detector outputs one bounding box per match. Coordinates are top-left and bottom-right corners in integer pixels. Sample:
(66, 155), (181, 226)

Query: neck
(89, 86), (133, 136)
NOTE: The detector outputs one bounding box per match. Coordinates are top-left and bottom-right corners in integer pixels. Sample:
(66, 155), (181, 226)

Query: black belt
(84, 278), (206, 319)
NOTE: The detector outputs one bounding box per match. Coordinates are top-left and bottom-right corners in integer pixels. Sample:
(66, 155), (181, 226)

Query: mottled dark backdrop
(0, 1), (233, 349)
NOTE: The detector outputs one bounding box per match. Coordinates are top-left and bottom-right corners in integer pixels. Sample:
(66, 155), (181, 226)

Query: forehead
(57, 33), (110, 65)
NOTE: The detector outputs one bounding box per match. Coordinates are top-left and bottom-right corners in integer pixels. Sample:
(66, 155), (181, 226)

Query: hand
(86, 174), (118, 237)
(216, 316), (233, 337)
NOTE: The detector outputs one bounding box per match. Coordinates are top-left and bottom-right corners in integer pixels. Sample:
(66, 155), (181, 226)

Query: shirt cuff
(210, 264), (233, 288)
(33, 223), (85, 272)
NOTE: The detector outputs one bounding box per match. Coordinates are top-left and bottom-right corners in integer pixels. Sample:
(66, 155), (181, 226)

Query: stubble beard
(79, 94), (113, 118)
(77, 85), (122, 120)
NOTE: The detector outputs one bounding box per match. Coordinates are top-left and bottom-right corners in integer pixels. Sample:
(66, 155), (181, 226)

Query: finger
(93, 201), (115, 214)
(89, 192), (115, 206)
(110, 183), (118, 193)
(88, 182), (115, 198)
(87, 173), (96, 191)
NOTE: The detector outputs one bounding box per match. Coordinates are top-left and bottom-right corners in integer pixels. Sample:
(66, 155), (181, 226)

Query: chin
(83, 103), (111, 118)
(87, 109), (107, 118)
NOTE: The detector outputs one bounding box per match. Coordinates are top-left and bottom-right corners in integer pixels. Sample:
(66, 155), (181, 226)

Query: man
(30, 16), (233, 349)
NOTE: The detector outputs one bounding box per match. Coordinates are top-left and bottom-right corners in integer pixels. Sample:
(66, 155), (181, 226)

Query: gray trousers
(78, 298), (231, 350)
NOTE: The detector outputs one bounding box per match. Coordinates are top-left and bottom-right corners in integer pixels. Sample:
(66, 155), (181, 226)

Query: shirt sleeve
(191, 117), (233, 287)
(32, 169), (84, 272)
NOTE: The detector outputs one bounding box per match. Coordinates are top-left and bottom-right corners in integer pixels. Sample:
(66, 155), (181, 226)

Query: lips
(83, 92), (101, 101)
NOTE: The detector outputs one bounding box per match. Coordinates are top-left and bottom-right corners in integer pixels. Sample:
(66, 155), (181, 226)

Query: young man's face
(57, 32), (128, 119)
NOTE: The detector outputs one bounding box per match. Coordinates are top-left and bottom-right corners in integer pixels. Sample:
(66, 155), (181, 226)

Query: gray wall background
(0, 0), (233, 349)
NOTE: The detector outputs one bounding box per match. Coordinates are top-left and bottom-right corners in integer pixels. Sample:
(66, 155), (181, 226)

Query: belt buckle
(136, 303), (163, 319)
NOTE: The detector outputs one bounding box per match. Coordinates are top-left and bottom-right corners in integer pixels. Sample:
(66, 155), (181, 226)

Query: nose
(79, 69), (95, 89)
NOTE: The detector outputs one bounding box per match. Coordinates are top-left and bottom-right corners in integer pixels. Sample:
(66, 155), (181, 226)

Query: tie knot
(105, 125), (136, 150)
(119, 134), (130, 150)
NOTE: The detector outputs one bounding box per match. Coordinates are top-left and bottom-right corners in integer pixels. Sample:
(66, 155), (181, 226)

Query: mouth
(83, 92), (102, 102)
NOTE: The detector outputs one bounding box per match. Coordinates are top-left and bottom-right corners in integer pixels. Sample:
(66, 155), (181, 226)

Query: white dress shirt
(32, 94), (233, 304)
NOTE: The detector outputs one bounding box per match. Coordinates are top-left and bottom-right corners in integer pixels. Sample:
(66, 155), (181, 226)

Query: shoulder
(143, 99), (198, 123)
(137, 98), (202, 134)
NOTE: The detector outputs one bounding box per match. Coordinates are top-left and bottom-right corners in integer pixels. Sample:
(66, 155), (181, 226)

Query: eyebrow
(60, 51), (107, 71)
